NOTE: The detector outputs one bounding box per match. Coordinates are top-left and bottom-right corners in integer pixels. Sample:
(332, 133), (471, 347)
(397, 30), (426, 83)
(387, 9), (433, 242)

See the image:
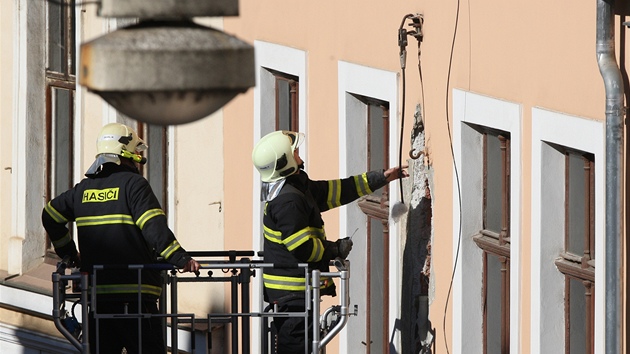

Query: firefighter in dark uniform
(252, 130), (408, 354)
(42, 122), (200, 354)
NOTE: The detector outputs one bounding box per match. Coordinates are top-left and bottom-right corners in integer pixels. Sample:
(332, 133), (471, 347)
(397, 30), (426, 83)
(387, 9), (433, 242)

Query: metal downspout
(597, 0), (625, 352)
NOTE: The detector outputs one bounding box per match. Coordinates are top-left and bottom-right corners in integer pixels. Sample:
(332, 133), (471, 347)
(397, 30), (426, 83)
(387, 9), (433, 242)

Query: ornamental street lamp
(79, 0), (255, 125)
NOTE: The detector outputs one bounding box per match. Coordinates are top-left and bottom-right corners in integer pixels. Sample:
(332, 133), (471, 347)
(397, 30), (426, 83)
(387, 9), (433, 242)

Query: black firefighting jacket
(262, 170), (388, 303)
(42, 163), (192, 301)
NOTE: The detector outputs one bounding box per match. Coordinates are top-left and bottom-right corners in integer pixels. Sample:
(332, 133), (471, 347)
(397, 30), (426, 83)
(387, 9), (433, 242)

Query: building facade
(1, 0), (628, 353)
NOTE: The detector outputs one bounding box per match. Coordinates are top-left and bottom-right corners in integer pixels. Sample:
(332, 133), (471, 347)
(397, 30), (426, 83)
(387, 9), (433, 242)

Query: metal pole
(231, 270), (239, 354)
(81, 272), (90, 354)
(51, 272), (83, 352)
(160, 271), (168, 352)
(596, 0), (625, 352)
(262, 314), (269, 354)
(93, 267), (100, 354)
(312, 270), (321, 354)
(171, 271), (179, 352)
(241, 259), (252, 354)
(318, 270), (350, 346)
(135, 268), (143, 354)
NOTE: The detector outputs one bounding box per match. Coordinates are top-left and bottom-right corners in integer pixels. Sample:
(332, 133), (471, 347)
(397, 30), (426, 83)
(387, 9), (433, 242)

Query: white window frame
(11, 0), (50, 275)
(452, 89), (522, 354)
(530, 108), (605, 354)
(251, 40), (307, 354)
(338, 60), (400, 352)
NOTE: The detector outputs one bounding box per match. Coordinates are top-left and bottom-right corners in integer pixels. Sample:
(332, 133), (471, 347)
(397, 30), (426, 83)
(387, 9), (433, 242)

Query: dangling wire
(409, 15), (425, 161)
(400, 9), (462, 354)
(442, 0), (463, 353)
(399, 68), (407, 203)
(393, 15), (423, 222)
(398, 16), (408, 204)
(397, 14), (415, 205)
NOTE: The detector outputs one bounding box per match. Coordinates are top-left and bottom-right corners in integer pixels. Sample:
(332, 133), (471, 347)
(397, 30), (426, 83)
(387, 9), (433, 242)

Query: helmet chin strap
(120, 150), (147, 164)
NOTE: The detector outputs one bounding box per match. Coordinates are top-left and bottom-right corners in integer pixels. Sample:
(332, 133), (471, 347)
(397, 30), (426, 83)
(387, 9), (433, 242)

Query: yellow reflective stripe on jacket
(264, 225), (283, 244)
(45, 202), (68, 223)
(136, 208), (165, 230)
(284, 226), (324, 251)
(354, 173), (373, 197)
(327, 180), (342, 209)
(76, 214), (134, 227)
(263, 273), (307, 291)
(51, 232), (73, 249)
(263, 273), (334, 291)
(95, 284), (162, 297)
(160, 240), (181, 259)
(307, 238), (324, 262)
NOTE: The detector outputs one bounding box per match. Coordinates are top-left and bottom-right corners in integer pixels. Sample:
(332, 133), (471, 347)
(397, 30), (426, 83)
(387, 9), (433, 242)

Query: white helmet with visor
(252, 130), (304, 183)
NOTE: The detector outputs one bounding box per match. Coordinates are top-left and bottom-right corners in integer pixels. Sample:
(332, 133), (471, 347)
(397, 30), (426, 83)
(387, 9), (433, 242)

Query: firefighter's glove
(336, 237), (353, 259)
(69, 253), (81, 268)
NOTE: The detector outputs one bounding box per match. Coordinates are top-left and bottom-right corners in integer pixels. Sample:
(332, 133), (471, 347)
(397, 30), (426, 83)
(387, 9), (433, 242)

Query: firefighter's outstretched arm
(309, 166), (409, 212)
(384, 164), (409, 182)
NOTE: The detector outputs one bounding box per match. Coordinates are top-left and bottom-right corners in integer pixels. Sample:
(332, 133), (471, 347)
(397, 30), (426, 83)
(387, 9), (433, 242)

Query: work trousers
(271, 299), (313, 354)
(89, 299), (165, 354)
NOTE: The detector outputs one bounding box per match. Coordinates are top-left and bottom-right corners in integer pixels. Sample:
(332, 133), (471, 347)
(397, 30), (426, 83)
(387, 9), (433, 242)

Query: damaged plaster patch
(400, 104), (434, 353)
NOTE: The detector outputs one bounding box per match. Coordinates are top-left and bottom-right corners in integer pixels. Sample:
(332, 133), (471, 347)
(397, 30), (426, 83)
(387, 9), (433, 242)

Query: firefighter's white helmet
(252, 130), (304, 183)
(96, 123), (146, 157)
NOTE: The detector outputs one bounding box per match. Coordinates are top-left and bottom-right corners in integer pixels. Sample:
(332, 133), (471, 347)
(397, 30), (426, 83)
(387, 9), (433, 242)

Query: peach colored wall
(1, 0), (626, 352)
(223, 0), (418, 245)
(224, 0), (627, 353)
(224, 6), (420, 350)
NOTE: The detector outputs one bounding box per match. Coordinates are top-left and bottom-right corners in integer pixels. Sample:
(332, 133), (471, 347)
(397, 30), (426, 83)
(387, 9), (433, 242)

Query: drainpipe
(596, 0), (625, 352)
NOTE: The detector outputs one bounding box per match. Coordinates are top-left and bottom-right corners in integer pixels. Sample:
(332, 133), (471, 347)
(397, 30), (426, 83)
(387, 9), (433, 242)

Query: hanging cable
(408, 15), (425, 161)
(442, 0), (463, 352)
(397, 14), (415, 206)
(394, 14), (424, 223)
(399, 4), (464, 354)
